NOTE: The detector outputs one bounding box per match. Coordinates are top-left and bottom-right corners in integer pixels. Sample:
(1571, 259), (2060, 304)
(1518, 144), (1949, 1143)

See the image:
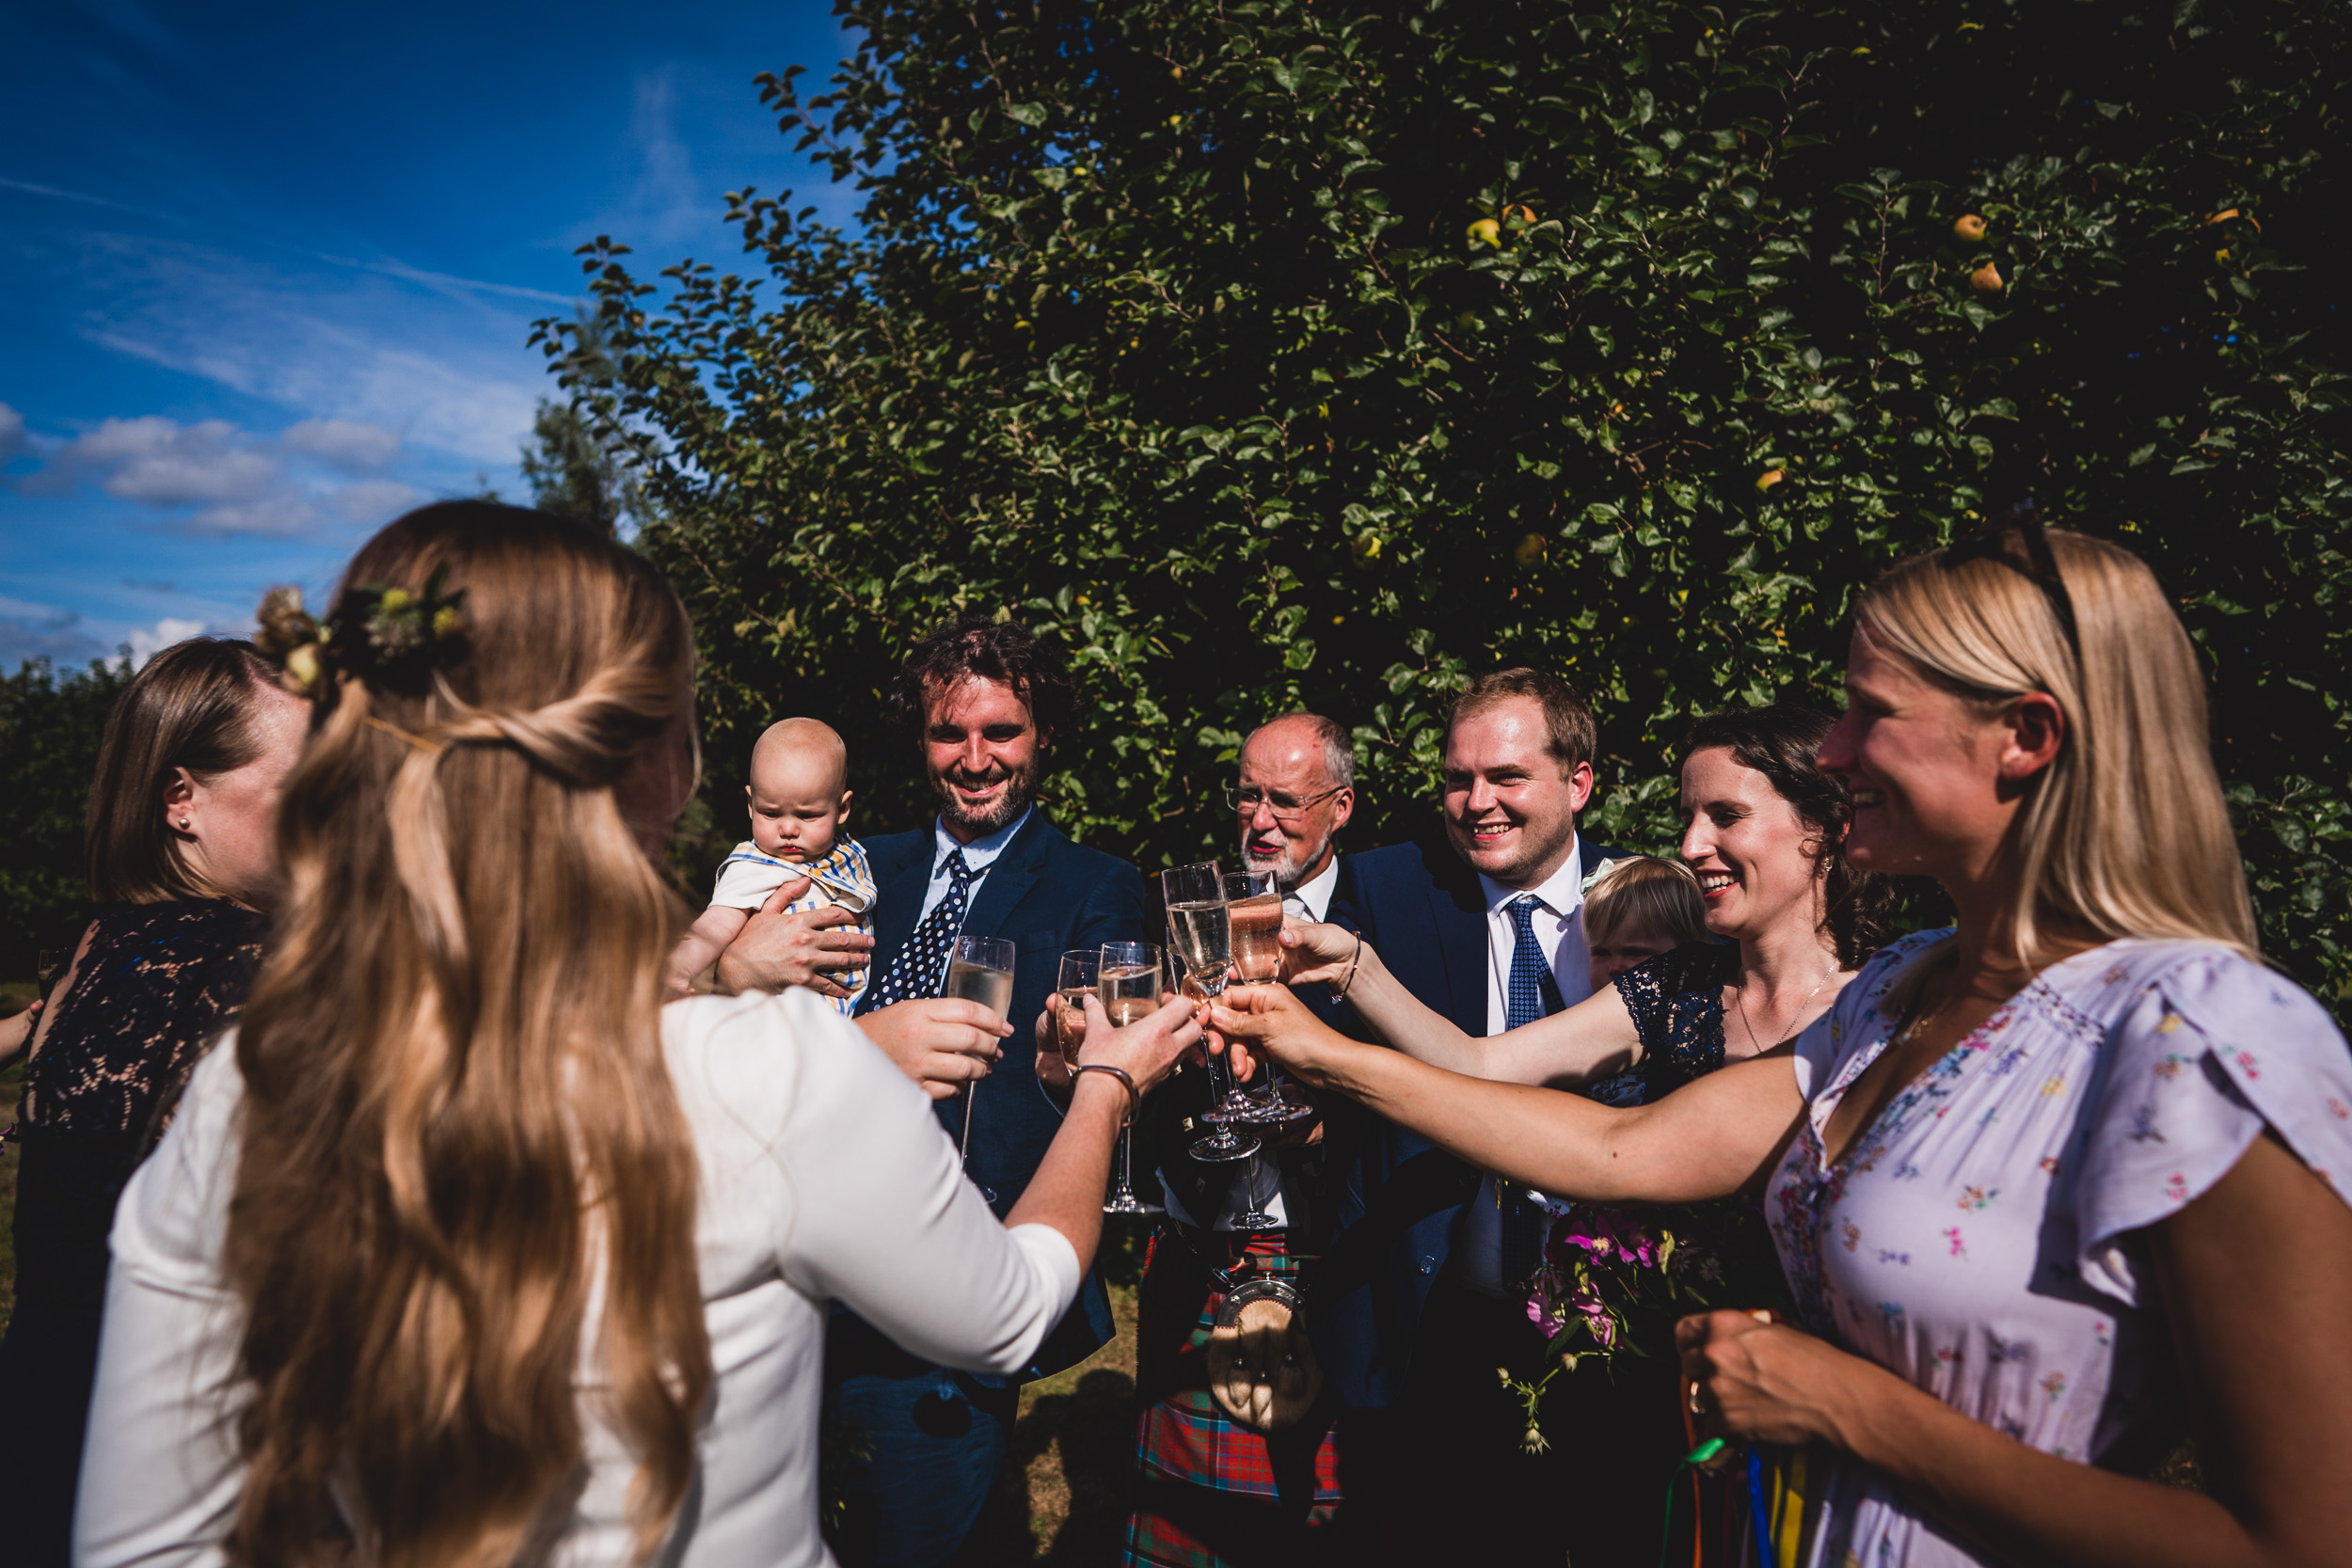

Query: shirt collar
(1286, 853), (1341, 923)
(933, 805), (1033, 878)
(1477, 834), (1585, 919)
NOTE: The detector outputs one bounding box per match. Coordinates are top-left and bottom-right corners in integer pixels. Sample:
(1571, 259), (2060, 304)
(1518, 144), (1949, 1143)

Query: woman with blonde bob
(76, 503), (1200, 1568)
(1217, 525), (2352, 1568)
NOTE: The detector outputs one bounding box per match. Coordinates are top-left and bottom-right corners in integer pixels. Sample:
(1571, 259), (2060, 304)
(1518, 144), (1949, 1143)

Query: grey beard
(1244, 842), (1314, 895)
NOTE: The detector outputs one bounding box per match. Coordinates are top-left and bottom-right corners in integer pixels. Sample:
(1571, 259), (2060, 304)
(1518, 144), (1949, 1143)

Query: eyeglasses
(1226, 784), (1347, 822)
(1938, 499), (2081, 659)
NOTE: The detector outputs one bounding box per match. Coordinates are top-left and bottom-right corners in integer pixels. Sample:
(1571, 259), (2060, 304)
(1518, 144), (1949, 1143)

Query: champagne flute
(1221, 870), (1311, 1128)
(1096, 942), (1166, 1214)
(1215, 870), (1289, 1228)
(944, 935), (1015, 1203)
(1052, 949), (1098, 1063)
(1161, 863), (1261, 1162)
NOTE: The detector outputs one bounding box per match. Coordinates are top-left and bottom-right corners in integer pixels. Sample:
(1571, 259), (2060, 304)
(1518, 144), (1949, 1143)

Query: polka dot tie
(1501, 895), (1565, 1286)
(873, 850), (973, 1006)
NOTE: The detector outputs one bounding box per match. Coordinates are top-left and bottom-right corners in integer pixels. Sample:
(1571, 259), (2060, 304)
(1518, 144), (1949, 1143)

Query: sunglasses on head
(1937, 498), (2081, 658)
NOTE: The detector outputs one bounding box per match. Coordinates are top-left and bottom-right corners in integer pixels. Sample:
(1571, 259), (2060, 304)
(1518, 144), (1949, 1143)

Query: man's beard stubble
(933, 758), (1041, 837)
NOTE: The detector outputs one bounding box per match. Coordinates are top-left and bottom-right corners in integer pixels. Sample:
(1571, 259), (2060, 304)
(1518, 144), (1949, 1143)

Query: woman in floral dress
(1218, 524), (2352, 1568)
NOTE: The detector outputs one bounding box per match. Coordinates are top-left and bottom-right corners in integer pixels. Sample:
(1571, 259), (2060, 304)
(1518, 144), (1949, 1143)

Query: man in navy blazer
(1313, 669), (1628, 1563)
(830, 612), (1143, 1567)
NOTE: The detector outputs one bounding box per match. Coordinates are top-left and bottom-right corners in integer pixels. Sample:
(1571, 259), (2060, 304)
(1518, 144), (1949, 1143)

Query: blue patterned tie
(1501, 895), (1565, 1285)
(873, 850), (972, 1006)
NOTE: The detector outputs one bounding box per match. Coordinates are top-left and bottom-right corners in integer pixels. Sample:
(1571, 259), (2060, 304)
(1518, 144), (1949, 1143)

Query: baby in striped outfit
(666, 717), (876, 1013)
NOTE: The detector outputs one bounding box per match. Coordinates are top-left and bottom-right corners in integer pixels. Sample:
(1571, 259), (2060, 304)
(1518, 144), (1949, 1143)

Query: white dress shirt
(1158, 851), (1343, 1231)
(1477, 837), (1597, 1034)
(78, 990), (1083, 1568)
(915, 805), (1034, 925)
(1282, 852), (1341, 924)
(1449, 836), (1591, 1296)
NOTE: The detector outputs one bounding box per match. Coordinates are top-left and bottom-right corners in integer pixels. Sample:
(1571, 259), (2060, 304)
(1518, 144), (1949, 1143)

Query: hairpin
(1938, 498), (2080, 658)
(254, 567), (468, 697)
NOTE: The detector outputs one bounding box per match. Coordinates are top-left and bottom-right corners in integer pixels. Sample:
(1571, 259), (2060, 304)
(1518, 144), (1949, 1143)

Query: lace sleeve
(1613, 942), (1737, 1101)
(27, 901), (265, 1138)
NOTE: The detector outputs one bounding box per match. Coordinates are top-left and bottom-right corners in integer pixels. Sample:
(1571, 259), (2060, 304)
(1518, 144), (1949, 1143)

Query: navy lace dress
(1613, 940), (1740, 1101)
(1, 899), (264, 1568)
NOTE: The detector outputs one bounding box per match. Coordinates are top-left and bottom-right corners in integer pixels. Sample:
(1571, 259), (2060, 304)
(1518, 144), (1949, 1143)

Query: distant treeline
(1, 656), (132, 980)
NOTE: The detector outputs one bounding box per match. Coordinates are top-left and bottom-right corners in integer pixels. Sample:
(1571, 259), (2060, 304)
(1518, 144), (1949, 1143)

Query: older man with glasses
(1229, 712), (1356, 925)
(1122, 712), (1357, 1568)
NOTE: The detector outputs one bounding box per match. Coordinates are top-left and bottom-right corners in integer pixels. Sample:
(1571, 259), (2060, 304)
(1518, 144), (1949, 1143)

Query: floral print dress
(1766, 930), (2352, 1568)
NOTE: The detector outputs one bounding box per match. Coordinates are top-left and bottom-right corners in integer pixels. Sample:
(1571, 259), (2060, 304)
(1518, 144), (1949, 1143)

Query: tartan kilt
(1123, 1227), (1343, 1568)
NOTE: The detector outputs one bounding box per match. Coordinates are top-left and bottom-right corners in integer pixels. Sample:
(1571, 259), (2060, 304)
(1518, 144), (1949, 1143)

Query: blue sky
(0, 0), (858, 669)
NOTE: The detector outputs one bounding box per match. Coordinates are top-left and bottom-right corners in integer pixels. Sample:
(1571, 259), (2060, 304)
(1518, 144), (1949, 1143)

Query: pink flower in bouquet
(1524, 1276), (1621, 1348)
(1577, 1297), (1619, 1349)
(1547, 1204), (1660, 1269)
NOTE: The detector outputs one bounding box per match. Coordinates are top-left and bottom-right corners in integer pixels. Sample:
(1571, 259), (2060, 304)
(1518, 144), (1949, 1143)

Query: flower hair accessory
(254, 568), (468, 697)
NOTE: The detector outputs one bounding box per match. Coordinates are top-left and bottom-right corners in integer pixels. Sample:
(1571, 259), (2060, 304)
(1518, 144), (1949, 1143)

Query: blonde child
(1581, 854), (1709, 993)
(667, 718), (876, 1010)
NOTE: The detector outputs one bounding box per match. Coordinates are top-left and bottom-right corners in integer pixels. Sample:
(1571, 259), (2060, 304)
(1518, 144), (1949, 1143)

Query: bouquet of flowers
(1503, 1197), (1793, 1453)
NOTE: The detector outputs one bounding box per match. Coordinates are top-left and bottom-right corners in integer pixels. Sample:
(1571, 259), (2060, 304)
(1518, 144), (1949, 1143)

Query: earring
(179, 818), (192, 831)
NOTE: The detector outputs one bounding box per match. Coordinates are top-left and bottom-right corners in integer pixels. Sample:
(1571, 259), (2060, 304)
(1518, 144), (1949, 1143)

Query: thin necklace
(1735, 971), (1834, 1054)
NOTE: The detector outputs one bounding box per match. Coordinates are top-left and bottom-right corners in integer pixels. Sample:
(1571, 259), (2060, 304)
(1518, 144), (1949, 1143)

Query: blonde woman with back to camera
(1216, 523), (2352, 1568)
(74, 502), (1200, 1568)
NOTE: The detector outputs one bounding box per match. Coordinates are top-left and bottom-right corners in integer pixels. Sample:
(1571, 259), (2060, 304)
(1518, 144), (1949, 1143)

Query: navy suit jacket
(852, 810), (1145, 1380)
(1311, 830), (1625, 1410)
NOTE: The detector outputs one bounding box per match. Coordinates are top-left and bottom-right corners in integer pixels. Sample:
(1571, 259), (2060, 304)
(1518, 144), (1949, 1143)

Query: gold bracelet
(1073, 1062), (1140, 1126)
(1334, 934), (1365, 1001)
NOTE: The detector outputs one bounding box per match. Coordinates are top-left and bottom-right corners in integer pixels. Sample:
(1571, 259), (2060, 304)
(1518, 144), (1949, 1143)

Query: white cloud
(67, 416), (279, 507)
(126, 616), (209, 669)
(0, 603), (101, 669)
(75, 233), (548, 469)
(623, 71), (709, 248)
(12, 410), (440, 538)
(283, 417), (400, 471)
(14, 413), (339, 537)
(190, 493), (317, 537)
(0, 403), (24, 462)
(328, 478), (421, 523)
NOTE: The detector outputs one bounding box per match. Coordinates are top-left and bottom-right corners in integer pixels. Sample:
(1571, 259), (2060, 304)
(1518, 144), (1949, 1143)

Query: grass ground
(965, 1218), (1151, 1563)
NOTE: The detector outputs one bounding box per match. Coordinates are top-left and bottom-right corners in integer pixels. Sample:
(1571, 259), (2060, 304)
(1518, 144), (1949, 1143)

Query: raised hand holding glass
(1095, 942), (1166, 1214)
(944, 934), (1014, 1202)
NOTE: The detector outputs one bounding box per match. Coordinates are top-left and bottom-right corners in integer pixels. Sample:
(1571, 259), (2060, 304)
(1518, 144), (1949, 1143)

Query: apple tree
(539, 0), (2352, 999)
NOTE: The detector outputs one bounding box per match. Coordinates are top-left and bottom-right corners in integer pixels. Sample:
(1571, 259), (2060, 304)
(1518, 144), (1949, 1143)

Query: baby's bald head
(753, 718), (848, 796)
(746, 718), (853, 861)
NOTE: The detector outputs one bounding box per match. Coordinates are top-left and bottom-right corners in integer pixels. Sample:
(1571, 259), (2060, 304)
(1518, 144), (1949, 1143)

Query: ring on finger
(1686, 1380), (1707, 1417)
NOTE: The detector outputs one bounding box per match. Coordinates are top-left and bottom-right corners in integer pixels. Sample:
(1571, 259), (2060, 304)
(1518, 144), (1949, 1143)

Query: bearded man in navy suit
(813, 612), (1143, 1567)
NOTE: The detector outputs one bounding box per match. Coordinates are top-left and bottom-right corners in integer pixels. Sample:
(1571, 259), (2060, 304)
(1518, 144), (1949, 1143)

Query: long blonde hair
(227, 504), (710, 1568)
(1856, 526), (2256, 964)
